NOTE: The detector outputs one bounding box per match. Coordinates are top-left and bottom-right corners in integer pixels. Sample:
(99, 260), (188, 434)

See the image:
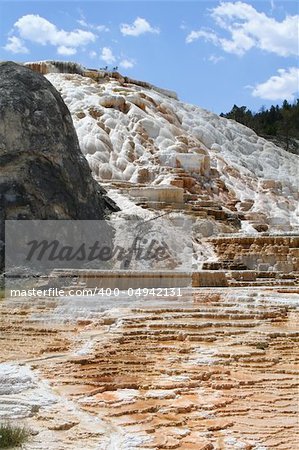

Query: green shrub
(0, 422), (31, 448)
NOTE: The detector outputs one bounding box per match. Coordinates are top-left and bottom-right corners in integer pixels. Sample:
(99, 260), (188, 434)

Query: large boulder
(0, 61), (118, 272)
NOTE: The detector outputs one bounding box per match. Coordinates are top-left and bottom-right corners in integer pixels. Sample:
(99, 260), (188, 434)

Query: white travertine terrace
(41, 68), (298, 233)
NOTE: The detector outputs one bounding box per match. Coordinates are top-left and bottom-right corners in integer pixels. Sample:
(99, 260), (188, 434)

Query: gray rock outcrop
(0, 61), (118, 272)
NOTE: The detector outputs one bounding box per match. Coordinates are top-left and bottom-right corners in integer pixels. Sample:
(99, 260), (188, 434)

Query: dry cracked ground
(0, 288), (298, 450)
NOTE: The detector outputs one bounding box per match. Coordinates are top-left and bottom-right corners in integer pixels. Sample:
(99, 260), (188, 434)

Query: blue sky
(0, 0), (298, 113)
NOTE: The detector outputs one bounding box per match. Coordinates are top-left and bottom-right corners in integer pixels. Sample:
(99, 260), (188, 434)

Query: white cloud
(95, 25), (110, 33)
(252, 67), (299, 100)
(119, 58), (135, 69)
(101, 47), (116, 64)
(57, 45), (76, 56)
(13, 14), (96, 51)
(120, 17), (159, 37)
(186, 30), (219, 45)
(180, 22), (187, 31)
(208, 54), (224, 64)
(77, 17), (109, 33)
(186, 2), (298, 57)
(3, 36), (29, 54)
(89, 50), (97, 58)
(77, 18), (88, 28)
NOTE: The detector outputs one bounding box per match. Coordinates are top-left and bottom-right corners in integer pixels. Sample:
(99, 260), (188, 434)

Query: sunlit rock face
(207, 235), (299, 273)
(27, 61), (298, 234)
(25, 60), (84, 75)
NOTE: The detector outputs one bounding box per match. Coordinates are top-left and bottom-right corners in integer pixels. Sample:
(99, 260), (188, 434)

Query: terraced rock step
(0, 288), (298, 449)
(208, 235), (299, 272)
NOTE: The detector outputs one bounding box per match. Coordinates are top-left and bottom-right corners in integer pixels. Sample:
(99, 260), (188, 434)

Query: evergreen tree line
(220, 99), (299, 154)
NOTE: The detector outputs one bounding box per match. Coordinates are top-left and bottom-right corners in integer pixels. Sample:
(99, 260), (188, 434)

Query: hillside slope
(38, 66), (297, 235)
